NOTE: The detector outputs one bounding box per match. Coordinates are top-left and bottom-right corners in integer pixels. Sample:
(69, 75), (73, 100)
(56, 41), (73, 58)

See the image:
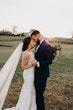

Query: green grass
(0, 36), (73, 110)
(0, 35), (23, 42)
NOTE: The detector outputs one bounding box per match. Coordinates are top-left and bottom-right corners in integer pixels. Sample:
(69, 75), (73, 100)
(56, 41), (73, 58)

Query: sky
(0, 0), (73, 38)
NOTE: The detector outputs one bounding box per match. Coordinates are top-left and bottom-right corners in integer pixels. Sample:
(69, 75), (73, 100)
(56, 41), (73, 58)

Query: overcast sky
(0, 0), (73, 38)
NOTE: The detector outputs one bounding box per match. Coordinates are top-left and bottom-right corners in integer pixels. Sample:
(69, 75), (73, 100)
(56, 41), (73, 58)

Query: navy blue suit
(34, 40), (52, 110)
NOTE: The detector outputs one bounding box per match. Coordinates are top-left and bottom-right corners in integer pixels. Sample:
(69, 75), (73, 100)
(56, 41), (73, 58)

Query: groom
(31, 30), (52, 110)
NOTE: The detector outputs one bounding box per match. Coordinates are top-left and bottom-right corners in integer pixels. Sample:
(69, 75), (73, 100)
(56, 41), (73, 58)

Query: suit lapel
(35, 40), (45, 53)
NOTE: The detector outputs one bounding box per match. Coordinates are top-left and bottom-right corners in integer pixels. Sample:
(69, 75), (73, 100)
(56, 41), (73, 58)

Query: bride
(4, 37), (37, 110)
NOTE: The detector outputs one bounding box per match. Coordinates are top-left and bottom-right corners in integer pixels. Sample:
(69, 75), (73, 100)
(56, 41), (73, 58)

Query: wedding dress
(4, 51), (37, 110)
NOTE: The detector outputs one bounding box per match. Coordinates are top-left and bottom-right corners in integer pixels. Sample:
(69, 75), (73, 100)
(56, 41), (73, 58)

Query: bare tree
(12, 26), (18, 35)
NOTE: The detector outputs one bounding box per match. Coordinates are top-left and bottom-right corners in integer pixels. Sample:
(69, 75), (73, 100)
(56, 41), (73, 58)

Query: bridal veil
(0, 42), (23, 110)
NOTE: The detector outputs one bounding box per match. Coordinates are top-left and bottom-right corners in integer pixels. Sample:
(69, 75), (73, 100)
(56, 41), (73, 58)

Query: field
(0, 36), (73, 110)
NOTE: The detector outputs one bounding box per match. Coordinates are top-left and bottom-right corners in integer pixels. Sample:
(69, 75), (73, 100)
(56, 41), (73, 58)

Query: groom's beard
(36, 40), (40, 45)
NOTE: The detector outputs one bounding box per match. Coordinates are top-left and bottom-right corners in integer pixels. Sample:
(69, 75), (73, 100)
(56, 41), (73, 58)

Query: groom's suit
(34, 40), (52, 110)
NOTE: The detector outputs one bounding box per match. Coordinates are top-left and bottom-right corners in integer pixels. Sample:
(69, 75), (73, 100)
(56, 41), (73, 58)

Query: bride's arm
(21, 55), (32, 70)
(21, 55), (37, 70)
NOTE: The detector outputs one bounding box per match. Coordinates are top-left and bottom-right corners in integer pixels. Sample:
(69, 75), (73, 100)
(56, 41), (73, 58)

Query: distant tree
(12, 26), (18, 35)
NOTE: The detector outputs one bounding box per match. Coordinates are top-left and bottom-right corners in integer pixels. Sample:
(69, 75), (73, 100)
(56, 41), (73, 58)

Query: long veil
(0, 42), (23, 110)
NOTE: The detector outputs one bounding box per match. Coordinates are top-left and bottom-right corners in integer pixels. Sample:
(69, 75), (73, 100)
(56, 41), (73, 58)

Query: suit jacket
(35, 40), (52, 79)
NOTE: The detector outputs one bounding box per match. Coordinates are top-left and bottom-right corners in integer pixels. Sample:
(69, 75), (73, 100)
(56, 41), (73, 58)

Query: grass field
(0, 36), (73, 110)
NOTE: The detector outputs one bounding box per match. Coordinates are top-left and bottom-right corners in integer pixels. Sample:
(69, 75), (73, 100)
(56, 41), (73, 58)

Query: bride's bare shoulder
(22, 51), (30, 58)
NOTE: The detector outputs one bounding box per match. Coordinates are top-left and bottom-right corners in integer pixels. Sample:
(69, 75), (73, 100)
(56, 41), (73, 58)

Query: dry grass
(0, 37), (73, 110)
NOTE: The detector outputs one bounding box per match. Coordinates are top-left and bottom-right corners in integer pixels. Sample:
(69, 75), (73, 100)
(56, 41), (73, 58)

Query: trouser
(34, 77), (47, 110)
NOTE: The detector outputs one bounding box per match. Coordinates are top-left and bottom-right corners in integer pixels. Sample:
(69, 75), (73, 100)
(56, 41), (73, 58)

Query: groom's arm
(37, 45), (52, 67)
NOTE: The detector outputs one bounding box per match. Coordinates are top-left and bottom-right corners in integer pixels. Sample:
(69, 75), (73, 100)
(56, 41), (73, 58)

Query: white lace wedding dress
(4, 51), (37, 110)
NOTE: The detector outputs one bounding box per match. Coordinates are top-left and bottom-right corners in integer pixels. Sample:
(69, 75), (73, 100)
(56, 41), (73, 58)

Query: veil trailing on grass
(0, 42), (23, 110)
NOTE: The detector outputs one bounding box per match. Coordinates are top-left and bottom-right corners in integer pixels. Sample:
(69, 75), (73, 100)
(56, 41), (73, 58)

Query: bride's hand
(32, 60), (37, 66)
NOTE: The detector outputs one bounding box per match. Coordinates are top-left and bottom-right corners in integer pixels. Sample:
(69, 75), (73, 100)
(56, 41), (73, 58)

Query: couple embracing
(4, 30), (52, 110)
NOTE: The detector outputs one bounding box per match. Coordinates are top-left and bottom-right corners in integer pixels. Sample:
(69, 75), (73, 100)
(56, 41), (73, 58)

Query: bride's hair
(22, 37), (31, 51)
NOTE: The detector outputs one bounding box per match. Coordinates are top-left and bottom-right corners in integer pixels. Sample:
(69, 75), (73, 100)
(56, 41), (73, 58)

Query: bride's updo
(22, 37), (31, 51)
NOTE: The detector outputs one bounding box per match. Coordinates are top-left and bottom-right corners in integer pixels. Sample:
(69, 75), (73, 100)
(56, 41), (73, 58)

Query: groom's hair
(31, 30), (40, 37)
(22, 37), (31, 51)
